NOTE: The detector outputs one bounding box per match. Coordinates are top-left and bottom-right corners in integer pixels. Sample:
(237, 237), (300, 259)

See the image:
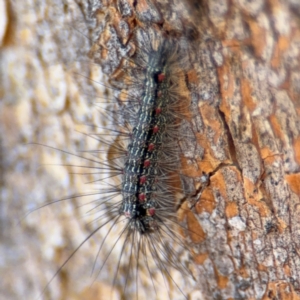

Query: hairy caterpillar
(8, 1), (208, 299)
(85, 27), (194, 299)
(40, 27), (195, 299)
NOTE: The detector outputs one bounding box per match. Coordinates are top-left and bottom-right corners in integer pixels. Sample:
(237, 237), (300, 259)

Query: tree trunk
(1, 0), (300, 299)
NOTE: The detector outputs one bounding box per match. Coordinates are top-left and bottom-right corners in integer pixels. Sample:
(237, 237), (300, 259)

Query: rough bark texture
(1, 0), (300, 300)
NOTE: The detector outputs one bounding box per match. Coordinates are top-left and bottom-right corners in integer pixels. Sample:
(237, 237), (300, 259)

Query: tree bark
(1, 0), (300, 299)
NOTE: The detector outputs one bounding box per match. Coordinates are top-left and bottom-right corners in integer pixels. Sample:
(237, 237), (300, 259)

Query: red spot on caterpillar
(158, 73), (165, 82)
(148, 208), (156, 216)
(153, 125), (159, 133)
(138, 193), (146, 202)
(148, 143), (155, 151)
(125, 211), (131, 218)
(155, 107), (162, 115)
(157, 91), (162, 97)
(140, 176), (147, 184)
(144, 159), (150, 168)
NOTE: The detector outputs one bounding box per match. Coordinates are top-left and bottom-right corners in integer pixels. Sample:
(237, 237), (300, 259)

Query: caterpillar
(85, 29), (195, 298)
(54, 27), (195, 299)
(16, 1), (207, 299)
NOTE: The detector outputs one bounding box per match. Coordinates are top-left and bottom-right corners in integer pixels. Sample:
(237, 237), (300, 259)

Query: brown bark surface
(1, 0), (300, 299)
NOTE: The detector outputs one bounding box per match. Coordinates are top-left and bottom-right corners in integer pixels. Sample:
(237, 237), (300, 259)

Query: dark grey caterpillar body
(121, 49), (171, 233)
(29, 26), (194, 300)
(91, 28), (195, 298)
